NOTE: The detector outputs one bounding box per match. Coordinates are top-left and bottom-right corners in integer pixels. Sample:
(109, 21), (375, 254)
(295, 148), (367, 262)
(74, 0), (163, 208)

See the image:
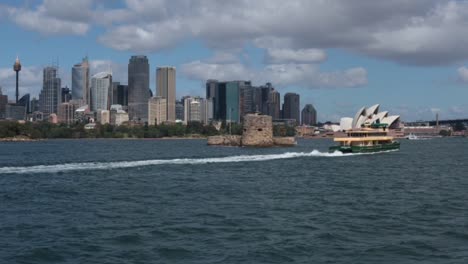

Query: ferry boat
(329, 124), (400, 153)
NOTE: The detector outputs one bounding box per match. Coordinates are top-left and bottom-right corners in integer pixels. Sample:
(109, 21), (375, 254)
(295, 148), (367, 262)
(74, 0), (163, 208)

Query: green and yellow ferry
(329, 124), (400, 153)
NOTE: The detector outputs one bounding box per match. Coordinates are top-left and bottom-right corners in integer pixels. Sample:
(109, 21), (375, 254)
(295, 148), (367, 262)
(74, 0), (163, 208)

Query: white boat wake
(0, 150), (395, 174)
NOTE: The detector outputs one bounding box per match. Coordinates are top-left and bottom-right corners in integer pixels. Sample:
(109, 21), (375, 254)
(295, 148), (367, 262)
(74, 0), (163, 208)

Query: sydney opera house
(339, 104), (400, 131)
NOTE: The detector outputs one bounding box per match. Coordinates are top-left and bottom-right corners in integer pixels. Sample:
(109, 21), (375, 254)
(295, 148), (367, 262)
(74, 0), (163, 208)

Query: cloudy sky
(1, 0), (468, 122)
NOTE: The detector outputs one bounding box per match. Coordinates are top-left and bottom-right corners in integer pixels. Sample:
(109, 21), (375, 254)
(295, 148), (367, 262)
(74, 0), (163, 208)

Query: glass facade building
(128, 55), (150, 122)
(72, 57), (89, 105)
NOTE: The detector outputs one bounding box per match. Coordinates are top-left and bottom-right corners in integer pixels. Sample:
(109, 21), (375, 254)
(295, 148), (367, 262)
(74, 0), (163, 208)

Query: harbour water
(0, 138), (467, 263)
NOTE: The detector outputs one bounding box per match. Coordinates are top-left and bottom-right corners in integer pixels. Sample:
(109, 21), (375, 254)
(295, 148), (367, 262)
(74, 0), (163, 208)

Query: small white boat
(408, 133), (418, 140)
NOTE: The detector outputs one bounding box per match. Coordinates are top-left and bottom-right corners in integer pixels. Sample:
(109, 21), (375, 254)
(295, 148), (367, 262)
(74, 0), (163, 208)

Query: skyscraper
(282, 93), (300, 125)
(206, 79), (218, 99)
(112, 82), (128, 107)
(61, 87), (71, 103)
(156, 67), (176, 122)
(0, 87), (8, 119)
(175, 100), (184, 121)
(148, 96), (167, 125)
(128, 55), (150, 122)
(267, 90), (280, 119)
(72, 57), (90, 106)
(91, 72), (112, 111)
(301, 104), (317, 126)
(18, 94), (30, 114)
(39, 66), (61, 116)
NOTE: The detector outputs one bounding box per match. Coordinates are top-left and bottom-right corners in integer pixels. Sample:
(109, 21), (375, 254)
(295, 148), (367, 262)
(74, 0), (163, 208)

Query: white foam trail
(0, 150), (394, 174)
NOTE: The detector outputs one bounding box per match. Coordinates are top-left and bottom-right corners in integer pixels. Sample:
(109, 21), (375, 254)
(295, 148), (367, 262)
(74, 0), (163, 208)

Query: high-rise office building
(72, 57), (90, 105)
(128, 55), (150, 122)
(30, 97), (39, 113)
(18, 94), (30, 114)
(90, 72), (112, 111)
(267, 90), (281, 119)
(206, 79), (218, 99)
(61, 87), (71, 103)
(156, 67), (176, 122)
(112, 82), (128, 107)
(301, 104), (317, 126)
(0, 87), (7, 119)
(148, 96), (167, 125)
(183, 97), (213, 125)
(282, 93), (300, 125)
(39, 66), (61, 116)
(175, 100), (184, 121)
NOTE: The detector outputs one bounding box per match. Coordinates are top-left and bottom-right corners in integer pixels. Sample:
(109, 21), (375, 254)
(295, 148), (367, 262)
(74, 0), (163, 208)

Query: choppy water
(0, 138), (467, 263)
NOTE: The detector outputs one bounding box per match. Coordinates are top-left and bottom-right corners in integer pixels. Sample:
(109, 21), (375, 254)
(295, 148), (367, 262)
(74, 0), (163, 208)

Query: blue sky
(1, 0), (468, 122)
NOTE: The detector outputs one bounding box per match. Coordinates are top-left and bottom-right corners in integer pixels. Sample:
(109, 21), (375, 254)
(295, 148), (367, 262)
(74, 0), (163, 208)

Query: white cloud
(457, 66), (468, 83)
(266, 48), (327, 64)
(7, 6), (89, 35)
(5, 1), (468, 65)
(181, 60), (367, 89)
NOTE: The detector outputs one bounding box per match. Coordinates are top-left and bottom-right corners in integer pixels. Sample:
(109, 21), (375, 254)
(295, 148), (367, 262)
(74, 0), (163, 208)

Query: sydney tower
(13, 56), (21, 103)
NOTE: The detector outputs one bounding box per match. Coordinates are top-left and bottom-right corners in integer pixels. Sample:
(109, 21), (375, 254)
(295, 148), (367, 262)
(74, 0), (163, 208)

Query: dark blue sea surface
(0, 138), (467, 263)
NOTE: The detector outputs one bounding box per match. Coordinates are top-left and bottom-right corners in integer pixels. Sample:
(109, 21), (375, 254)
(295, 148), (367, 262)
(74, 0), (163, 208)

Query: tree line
(0, 120), (295, 139)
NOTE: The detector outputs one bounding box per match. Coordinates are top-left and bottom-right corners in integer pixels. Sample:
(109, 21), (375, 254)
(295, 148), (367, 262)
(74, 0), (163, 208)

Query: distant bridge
(405, 119), (468, 127)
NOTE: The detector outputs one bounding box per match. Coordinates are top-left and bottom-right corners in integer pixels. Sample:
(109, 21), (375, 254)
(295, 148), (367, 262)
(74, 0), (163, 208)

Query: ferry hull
(329, 141), (400, 153)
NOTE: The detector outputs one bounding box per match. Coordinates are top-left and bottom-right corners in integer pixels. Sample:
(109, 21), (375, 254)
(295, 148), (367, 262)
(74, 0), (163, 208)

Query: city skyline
(1, 1), (468, 122)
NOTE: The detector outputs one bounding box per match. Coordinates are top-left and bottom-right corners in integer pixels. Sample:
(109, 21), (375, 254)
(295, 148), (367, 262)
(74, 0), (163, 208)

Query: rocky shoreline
(0, 136), (38, 142)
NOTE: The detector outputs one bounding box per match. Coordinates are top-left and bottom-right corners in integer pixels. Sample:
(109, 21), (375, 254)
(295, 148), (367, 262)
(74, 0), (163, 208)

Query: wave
(0, 150), (392, 175)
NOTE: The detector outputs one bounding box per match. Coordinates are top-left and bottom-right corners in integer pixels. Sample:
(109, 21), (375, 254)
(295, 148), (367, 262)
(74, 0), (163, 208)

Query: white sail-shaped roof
(355, 115), (367, 128)
(366, 104), (380, 117)
(352, 107), (366, 128)
(370, 111), (388, 123)
(381, 115), (400, 127)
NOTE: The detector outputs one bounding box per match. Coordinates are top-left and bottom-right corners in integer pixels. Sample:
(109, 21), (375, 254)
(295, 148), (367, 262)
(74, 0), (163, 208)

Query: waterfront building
(112, 110), (129, 126)
(90, 72), (112, 112)
(128, 55), (150, 122)
(282, 93), (300, 125)
(301, 104), (317, 126)
(31, 111), (44, 122)
(72, 57), (90, 105)
(97, 110), (110, 124)
(0, 87), (7, 119)
(156, 66), (176, 122)
(351, 104), (400, 129)
(48, 113), (58, 124)
(74, 105), (90, 123)
(57, 102), (75, 125)
(18, 94), (30, 114)
(39, 66), (61, 117)
(5, 104), (26, 120)
(148, 96), (167, 125)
